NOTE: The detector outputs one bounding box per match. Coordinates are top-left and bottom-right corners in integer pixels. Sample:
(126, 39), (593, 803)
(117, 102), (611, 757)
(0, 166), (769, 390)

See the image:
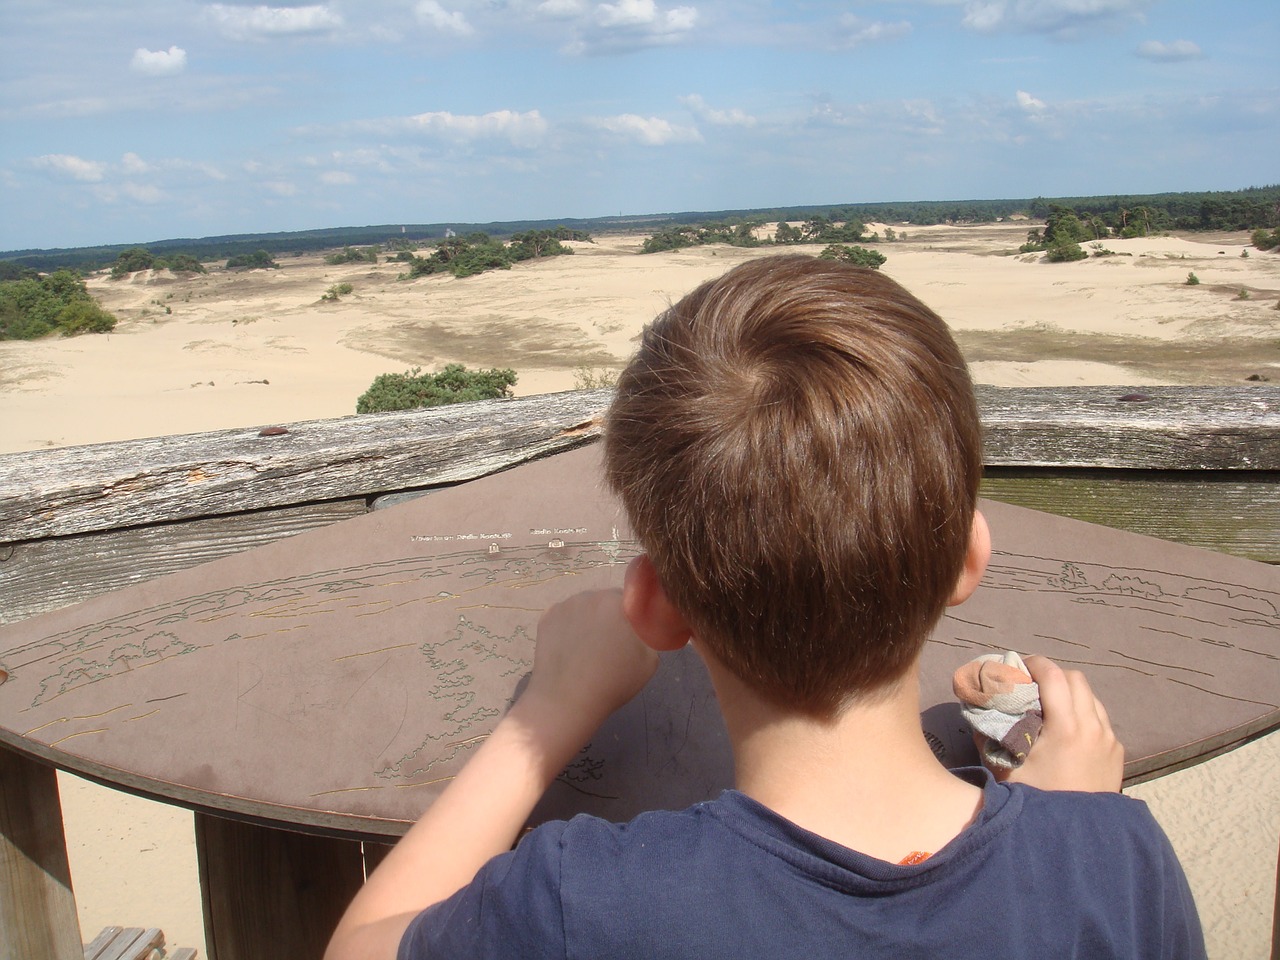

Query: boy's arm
(324, 588), (659, 960)
(1006, 654), (1124, 793)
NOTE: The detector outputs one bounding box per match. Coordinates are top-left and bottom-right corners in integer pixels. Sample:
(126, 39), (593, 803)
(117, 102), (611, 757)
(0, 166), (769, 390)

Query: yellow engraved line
(396, 776), (455, 790)
(456, 604), (542, 613)
(49, 728), (107, 747)
(334, 642), (418, 662)
(25, 718), (66, 736)
(309, 785), (387, 798)
(25, 703), (132, 736)
(354, 597), (450, 616)
(125, 710), (160, 723)
(309, 774), (460, 799)
(73, 703), (132, 721)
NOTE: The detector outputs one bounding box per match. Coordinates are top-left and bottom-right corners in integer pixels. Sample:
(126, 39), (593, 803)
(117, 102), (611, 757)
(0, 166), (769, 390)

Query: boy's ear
(622, 555), (693, 652)
(948, 510), (991, 607)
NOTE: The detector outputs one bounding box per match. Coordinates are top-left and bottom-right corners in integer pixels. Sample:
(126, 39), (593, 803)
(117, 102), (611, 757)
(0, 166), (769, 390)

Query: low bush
(321, 282), (354, 302)
(1044, 238), (1088, 263)
(226, 249), (278, 270)
(817, 244), (886, 269)
(0, 269), (118, 339)
(356, 364), (517, 414)
(56, 299), (117, 335)
(324, 246), (379, 265)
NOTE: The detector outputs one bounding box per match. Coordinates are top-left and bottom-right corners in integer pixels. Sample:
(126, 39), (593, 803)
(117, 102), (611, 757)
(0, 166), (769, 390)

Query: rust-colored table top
(1, 445), (1276, 838)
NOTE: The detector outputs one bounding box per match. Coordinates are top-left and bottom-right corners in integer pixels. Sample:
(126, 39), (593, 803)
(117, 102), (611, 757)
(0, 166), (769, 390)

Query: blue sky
(2, 0), (1276, 250)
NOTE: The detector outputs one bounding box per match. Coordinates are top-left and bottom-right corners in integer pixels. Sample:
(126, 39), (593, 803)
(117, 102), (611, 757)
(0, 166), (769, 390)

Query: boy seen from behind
(328, 255), (1204, 959)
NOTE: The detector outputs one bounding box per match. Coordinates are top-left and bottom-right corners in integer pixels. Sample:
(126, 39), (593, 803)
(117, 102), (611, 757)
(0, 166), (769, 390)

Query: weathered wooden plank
(0, 389), (610, 544)
(977, 384), (1280, 470)
(90, 926), (164, 960)
(83, 926), (125, 960)
(0, 500), (368, 627)
(2, 386), (1277, 546)
(195, 814), (364, 960)
(0, 747), (81, 960)
(982, 469), (1280, 563)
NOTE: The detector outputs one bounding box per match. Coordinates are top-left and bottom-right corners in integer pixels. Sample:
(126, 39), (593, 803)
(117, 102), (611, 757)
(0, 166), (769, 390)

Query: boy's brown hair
(605, 255), (982, 717)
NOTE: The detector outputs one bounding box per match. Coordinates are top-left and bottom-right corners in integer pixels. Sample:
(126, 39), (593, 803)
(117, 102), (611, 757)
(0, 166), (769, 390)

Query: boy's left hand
(1005, 655), (1123, 793)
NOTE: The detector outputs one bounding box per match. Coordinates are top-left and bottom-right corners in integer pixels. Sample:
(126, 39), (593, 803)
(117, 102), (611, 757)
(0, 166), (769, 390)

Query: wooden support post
(0, 747), (82, 960)
(195, 813), (365, 960)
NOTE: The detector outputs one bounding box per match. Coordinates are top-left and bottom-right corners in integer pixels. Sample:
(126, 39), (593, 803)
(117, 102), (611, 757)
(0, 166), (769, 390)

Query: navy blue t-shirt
(400, 770), (1204, 959)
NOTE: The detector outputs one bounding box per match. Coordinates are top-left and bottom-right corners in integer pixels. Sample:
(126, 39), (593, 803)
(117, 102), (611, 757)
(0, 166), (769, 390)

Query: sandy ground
(2, 224), (1277, 956)
(2, 223), (1278, 452)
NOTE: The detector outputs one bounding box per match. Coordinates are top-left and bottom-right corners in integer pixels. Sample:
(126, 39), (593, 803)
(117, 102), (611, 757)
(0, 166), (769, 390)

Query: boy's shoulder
(402, 777), (1202, 960)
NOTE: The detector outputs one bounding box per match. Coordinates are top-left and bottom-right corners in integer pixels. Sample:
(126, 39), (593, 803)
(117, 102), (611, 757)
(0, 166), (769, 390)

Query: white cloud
(1016, 90), (1046, 112)
(120, 152), (152, 175)
(1136, 39), (1202, 62)
(680, 94), (756, 127)
(120, 182), (166, 204)
(597, 0), (657, 27)
(33, 154), (106, 182)
(565, 0), (697, 53)
(407, 109), (549, 146)
(591, 113), (702, 145)
(205, 4), (343, 41)
(415, 1), (473, 36)
(320, 170), (356, 185)
(536, 0), (586, 16)
(297, 109), (549, 147)
(264, 180), (299, 196)
(962, 0), (1152, 39)
(130, 46), (188, 76)
(834, 15), (911, 48)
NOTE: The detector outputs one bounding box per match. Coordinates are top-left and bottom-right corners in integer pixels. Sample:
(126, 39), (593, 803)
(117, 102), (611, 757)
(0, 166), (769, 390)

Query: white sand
(2, 225), (1276, 956)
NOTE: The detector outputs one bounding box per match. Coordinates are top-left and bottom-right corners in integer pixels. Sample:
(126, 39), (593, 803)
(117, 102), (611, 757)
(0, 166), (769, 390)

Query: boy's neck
(699, 645), (984, 864)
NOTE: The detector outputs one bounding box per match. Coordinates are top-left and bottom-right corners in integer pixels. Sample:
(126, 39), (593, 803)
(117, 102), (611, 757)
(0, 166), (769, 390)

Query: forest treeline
(4, 187), (1274, 274)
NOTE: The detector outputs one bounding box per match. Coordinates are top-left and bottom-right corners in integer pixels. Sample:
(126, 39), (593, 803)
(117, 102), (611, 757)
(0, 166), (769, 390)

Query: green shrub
(226, 249), (278, 270)
(324, 246), (379, 265)
(356, 364), (517, 414)
(817, 244), (886, 269)
(1044, 238), (1088, 262)
(1251, 228), (1279, 251)
(111, 247), (156, 278)
(164, 253), (207, 273)
(0, 270), (118, 339)
(572, 366), (620, 389)
(1185, 272), (1200, 285)
(56, 299), (116, 335)
(321, 282), (355, 302)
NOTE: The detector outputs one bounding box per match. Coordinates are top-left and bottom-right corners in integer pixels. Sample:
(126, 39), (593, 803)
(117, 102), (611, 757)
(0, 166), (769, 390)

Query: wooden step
(83, 925), (198, 960)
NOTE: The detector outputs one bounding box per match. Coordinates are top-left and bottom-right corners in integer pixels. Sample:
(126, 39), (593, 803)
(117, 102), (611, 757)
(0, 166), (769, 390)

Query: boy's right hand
(1006, 655), (1124, 793)
(522, 589), (660, 739)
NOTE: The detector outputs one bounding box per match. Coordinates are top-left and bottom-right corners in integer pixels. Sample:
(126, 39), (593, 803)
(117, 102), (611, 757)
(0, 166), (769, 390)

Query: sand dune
(2, 223), (1276, 452)
(2, 224), (1277, 957)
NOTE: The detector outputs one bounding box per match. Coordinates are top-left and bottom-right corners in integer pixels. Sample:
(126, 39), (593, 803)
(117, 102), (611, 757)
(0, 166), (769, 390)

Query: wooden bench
(83, 926), (197, 960)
